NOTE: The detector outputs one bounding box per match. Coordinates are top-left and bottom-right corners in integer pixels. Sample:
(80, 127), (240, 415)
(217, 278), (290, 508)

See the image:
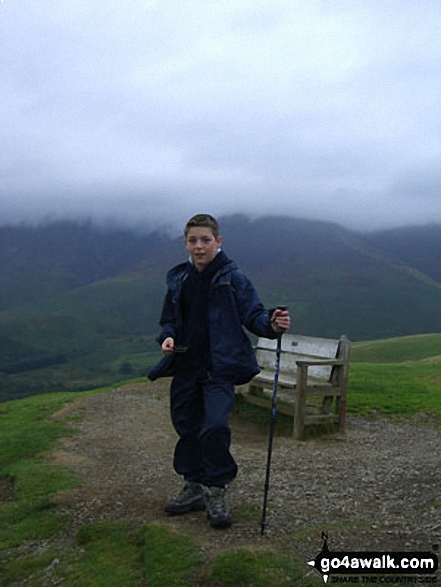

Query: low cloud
(1, 0), (440, 231)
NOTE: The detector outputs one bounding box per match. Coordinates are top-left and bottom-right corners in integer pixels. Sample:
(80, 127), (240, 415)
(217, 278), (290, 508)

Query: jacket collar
(167, 250), (236, 287)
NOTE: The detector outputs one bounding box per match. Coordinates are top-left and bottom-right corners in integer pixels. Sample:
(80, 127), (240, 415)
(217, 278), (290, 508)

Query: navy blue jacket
(148, 251), (277, 385)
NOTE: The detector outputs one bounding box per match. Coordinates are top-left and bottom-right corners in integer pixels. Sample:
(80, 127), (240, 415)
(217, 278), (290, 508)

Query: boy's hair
(184, 214), (220, 238)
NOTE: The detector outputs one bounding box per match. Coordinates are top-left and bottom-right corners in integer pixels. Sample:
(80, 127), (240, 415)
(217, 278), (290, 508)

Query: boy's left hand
(271, 308), (291, 333)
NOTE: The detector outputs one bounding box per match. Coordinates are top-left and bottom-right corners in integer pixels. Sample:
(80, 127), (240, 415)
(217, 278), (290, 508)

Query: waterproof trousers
(170, 371), (238, 487)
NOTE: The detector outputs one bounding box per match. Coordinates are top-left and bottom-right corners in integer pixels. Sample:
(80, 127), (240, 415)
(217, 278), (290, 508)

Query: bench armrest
(295, 358), (343, 367)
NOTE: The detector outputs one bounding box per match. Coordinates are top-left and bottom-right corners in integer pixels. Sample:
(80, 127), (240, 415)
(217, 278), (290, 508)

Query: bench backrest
(255, 334), (340, 382)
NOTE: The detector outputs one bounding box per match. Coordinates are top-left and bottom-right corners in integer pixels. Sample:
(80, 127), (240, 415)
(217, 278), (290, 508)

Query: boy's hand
(162, 337), (175, 355)
(271, 309), (291, 333)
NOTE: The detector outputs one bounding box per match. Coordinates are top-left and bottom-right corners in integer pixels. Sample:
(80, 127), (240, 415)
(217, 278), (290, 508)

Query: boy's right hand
(162, 337), (175, 355)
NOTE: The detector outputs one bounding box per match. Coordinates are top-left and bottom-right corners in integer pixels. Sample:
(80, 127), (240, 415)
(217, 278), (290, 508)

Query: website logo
(308, 533), (439, 584)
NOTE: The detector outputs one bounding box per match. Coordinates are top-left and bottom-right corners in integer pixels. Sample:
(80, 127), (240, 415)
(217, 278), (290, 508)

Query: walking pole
(260, 307), (286, 536)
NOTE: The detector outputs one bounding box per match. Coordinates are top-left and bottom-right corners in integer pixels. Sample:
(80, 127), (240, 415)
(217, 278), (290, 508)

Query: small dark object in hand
(173, 345), (188, 353)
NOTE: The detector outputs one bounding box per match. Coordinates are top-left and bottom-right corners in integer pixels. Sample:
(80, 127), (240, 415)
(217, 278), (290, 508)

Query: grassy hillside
(0, 273), (166, 401)
(349, 334), (441, 418)
(0, 270), (79, 311)
(351, 333), (441, 363)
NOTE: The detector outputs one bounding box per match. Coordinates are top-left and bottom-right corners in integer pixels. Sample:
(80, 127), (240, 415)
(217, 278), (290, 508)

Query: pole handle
(272, 306), (288, 334)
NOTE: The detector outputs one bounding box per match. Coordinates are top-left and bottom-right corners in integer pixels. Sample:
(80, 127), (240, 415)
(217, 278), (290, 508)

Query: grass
(63, 521), (145, 587)
(210, 550), (321, 586)
(348, 358), (441, 418)
(0, 390), (101, 552)
(349, 334), (441, 419)
(138, 524), (204, 587)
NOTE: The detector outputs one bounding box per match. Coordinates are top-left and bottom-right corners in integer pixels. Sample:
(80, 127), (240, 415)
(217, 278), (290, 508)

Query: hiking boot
(164, 481), (206, 515)
(205, 486), (232, 529)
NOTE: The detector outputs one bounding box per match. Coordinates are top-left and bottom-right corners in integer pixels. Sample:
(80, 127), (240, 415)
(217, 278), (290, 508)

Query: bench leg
(337, 397), (346, 432)
(293, 366), (307, 440)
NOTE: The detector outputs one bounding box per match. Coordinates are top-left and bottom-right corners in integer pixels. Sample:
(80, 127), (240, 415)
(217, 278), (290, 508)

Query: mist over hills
(1, 215), (440, 400)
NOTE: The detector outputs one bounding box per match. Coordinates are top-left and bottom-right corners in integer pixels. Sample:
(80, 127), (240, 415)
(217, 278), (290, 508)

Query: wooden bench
(244, 334), (350, 440)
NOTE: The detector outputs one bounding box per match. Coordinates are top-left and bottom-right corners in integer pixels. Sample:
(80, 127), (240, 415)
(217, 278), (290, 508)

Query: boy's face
(185, 226), (222, 272)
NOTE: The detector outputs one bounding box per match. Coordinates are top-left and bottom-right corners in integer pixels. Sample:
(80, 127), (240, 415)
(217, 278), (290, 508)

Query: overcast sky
(1, 0), (440, 233)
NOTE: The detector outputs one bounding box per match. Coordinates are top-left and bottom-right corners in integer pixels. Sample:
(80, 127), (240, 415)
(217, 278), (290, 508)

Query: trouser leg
(170, 373), (238, 487)
(170, 374), (204, 483)
(200, 376), (238, 487)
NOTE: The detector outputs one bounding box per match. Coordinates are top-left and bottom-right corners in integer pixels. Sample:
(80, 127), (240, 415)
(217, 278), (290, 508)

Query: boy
(149, 214), (290, 529)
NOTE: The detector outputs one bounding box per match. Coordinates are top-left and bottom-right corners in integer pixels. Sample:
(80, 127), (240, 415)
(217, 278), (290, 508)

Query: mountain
(1, 216), (441, 401)
(365, 224), (441, 284)
(218, 216), (441, 339)
(0, 220), (169, 311)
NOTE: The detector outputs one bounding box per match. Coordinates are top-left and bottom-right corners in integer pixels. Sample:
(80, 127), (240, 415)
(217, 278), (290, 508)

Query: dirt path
(52, 381), (441, 565)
